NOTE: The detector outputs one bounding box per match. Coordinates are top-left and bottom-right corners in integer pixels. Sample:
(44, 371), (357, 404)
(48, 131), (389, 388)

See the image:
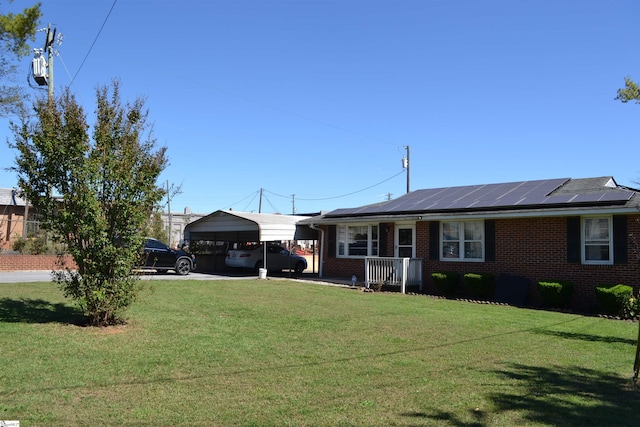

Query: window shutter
(485, 219), (495, 262)
(613, 215), (628, 264)
(379, 223), (388, 257)
(429, 221), (439, 260)
(328, 225), (336, 258)
(566, 217), (580, 263)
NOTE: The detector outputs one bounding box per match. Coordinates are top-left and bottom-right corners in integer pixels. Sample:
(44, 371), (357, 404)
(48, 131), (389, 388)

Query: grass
(1, 278), (639, 426)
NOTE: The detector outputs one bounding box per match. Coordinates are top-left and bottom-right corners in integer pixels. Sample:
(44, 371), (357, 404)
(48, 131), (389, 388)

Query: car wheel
(175, 258), (191, 275)
(294, 261), (305, 274)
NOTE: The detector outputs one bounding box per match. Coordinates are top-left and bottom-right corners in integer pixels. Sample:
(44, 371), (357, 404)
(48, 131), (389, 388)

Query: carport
(183, 210), (318, 273)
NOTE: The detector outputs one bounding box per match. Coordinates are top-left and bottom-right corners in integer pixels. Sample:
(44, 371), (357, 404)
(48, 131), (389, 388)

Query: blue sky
(1, 0), (639, 215)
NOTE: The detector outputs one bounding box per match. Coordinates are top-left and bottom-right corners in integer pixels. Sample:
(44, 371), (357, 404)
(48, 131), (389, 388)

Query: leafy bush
(12, 236), (27, 253)
(29, 234), (48, 255)
(595, 284), (634, 316)
(432, 272), (459, 297)
(11, 233), (49, 254)
(537, 280), (573, 308)
(622, 293), (639, 320)
(464, 273), (494, 299)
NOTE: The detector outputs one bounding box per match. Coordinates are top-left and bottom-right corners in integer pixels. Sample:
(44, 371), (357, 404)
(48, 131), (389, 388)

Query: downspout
(310, 223), (324, 278)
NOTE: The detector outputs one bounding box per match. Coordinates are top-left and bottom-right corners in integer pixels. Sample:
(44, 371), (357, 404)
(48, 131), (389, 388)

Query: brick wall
(0, 254), (76, 271)
(0, 206), (26, 251)
(320, 214), (640, 312)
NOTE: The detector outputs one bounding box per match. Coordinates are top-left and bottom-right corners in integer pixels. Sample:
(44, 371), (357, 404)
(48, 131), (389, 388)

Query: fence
(364, 257), (423, 294)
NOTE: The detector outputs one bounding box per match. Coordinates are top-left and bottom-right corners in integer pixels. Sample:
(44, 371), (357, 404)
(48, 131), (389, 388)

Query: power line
(204, 85), (398, 148)
(69, 0), (118, 87)
(263, 169), (405, 201)
(103, 48), (402, 151)
(238, 191), (259, 211)
(57, 0), (407, 167)
(261, 193), (281, 214)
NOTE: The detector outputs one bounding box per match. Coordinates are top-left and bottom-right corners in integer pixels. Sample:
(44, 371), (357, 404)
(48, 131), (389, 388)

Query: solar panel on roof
(570, 193), (605, 203)
(324, 177), (635, 217)
(597, 192), (634, 202)
(543, 194), (576, 204)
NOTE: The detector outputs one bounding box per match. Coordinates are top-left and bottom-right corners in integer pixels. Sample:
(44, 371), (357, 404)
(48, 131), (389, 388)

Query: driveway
(0, 270), (257, 283)
(0, 270), (318, 283)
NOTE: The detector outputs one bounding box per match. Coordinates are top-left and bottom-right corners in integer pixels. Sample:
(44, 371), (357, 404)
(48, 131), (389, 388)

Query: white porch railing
(364, 257), (423, 294)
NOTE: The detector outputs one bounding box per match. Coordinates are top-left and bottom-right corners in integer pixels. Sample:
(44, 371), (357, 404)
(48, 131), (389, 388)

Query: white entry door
(395, 225), (415, 258)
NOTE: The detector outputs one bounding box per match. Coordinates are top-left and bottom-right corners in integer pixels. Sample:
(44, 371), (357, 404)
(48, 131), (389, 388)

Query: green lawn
(1, 279), (639, 426)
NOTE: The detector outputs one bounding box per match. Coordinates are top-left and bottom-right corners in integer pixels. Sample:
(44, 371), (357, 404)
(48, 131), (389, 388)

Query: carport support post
(262, 241), (267, 277)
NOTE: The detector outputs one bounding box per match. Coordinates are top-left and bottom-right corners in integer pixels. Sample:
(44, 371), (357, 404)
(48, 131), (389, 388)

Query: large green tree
(10, 81), (167, 326)
(0, 0), (42, 116)
(615, 77), (640, 104)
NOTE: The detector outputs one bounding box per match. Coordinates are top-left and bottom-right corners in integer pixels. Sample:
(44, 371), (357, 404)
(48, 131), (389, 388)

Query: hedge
(537, 280), (573, 308)
(432, 272), (459, 297)
(595, 284), (633, 316)
(464, 273), (495, 299)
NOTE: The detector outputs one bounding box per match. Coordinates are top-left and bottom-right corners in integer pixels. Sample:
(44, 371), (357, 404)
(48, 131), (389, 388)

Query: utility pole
(166, 180), (172, 247)
(30, 24), (60, 246)
(258, 188), (263, 213)
(164, 181), (183, 247)
(291, 194), (296, 214)
(22, 195), (29, 238)
(32, 24), (58, 99)
(45, 24), (55, 101)
(402, 145), (410, 193)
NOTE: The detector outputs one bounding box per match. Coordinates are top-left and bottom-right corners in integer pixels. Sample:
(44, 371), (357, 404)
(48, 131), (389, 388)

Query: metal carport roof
(183, 210), (317, 242)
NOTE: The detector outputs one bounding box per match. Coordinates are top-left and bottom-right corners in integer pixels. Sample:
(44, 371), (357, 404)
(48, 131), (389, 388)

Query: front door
(395, 225), (415, 258)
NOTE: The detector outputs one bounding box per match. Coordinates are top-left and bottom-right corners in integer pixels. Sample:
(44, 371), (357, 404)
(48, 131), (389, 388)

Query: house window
(583, 216), (612, 264)
(441, 220), (484, 261)
(337, 224), (379, 257)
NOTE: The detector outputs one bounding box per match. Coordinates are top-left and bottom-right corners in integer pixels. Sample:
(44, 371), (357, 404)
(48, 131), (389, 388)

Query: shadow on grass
(0, 297), (86, 325)
(401, 410), (485, 426)
(533, 329), (636, 345)
(487, 363), (640, 426)
(402, 363), (639, 425)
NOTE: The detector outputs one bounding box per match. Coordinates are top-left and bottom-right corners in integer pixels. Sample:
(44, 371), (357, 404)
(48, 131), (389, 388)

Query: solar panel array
(327, 178), (635, 217)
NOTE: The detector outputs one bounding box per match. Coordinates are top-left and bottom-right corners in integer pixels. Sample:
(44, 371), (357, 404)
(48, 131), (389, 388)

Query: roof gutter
(310, 205), (640, 225)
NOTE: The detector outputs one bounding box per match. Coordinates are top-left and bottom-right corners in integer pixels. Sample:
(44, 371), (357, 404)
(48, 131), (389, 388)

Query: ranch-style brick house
(301, 176), (640, 311)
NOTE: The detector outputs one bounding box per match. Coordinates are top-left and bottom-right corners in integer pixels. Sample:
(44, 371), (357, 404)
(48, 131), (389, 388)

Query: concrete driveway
(0, 270), (258, 283)
(0, 270), (319, 283)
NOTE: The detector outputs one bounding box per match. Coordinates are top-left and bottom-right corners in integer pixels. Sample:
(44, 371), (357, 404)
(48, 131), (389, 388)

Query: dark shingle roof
(324, 177), (636, 218)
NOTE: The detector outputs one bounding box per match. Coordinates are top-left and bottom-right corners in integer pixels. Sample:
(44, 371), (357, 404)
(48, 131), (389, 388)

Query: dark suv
(141, 238), (195, 275)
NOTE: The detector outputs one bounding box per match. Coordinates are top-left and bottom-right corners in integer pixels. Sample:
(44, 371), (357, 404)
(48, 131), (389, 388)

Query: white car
(225, 244), (307, 274)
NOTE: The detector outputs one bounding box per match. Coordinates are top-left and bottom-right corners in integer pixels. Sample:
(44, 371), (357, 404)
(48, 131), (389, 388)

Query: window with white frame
(441, 220), (484, 261)
(582, 216), (612, 264)
(337, 224), (378, 257)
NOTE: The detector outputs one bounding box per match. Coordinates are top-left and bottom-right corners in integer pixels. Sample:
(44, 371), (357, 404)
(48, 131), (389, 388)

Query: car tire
(294, 261), (305, 274)
(175, 258), (191, 275)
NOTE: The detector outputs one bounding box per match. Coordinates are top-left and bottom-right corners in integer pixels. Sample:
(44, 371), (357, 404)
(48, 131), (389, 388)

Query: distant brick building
(0, 188), (37, 251)
(1, 187), (204, 252)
